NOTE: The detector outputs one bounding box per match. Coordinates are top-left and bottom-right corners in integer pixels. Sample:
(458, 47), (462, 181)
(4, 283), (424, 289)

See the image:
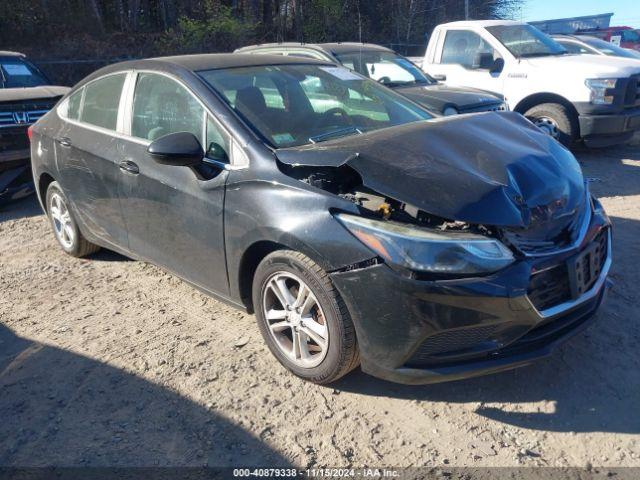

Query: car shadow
(0, 323), (290, 467)
(333, 214), (639, 435)
(0, 195), (42, 223)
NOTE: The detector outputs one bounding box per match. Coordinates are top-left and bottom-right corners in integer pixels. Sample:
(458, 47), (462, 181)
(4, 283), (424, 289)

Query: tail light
(27, 125), (34, 142)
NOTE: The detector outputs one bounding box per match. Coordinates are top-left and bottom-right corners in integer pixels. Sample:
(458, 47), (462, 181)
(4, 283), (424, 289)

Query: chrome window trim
(529, 229), (612, 320)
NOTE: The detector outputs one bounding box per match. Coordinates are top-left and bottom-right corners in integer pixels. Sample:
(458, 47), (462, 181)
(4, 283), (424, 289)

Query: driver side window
(441, 30), (499, 69)
(131, 73), (204, 143)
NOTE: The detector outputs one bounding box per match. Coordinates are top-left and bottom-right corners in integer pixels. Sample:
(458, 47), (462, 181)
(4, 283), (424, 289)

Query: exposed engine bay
(280, 162), (495, 236)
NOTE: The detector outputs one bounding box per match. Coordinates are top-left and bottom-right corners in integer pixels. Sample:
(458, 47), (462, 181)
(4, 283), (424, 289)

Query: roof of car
(149, 53), (331, 71)
(236, 42), (394, 55)
(0, 50), (25, 58)
(439, 20), (524, 28)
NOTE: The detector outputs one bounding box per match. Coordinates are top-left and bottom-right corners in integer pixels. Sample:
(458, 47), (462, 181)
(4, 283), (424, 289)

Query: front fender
(224, 178), (376, 304)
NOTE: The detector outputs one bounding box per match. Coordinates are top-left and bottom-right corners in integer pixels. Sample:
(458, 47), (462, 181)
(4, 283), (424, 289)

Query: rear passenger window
(131, 73), (205, 143)
(80, 74), (126, 130)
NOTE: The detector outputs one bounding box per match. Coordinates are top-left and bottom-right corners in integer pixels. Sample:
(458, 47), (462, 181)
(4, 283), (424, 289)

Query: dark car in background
(30, 54), (611, 385)
(553, 35), (640, 60)
(0, 51), (68, 205)
(235, 42), (507, 115)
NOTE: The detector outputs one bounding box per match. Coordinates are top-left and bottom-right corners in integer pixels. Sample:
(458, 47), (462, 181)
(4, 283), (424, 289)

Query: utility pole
(465, 0), (469, 20)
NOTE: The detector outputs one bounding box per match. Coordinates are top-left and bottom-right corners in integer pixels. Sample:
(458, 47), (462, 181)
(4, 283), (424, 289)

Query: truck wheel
(252, 250), (360, 384)
(524, 103), (578, 147)
(46, 181), (100, 257)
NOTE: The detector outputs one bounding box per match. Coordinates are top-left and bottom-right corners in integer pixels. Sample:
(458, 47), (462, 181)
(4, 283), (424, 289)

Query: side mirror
(476, 52), (495, 70)
(206, 142), (229, 163)
(490, 57), (505, 74)
(147, 132), (204, 167)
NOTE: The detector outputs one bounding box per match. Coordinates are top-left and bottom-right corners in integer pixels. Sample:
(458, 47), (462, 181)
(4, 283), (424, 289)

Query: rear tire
(524, 102), (579, 147)
(46, 181), (100, 258)
(252, 250), (359, 384)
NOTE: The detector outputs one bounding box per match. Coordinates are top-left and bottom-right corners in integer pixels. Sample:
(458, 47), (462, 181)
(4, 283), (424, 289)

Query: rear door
(117, 71), (231, 296)
(55, 72), (129, 248)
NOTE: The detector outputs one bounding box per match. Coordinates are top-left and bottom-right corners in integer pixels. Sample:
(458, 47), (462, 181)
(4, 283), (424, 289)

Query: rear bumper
(330, 211), (611, 385)
(578, 107), (640, 147)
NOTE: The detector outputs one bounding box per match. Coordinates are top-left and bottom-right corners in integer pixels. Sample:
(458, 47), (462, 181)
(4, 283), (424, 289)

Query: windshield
(0, 58), (48, 88)
(334, 51), (435, 87)
(622, 30), (640, 42)
(199, 64), (432, 148)
(583, 37), (640, 58)
(487, 24), (568, 58)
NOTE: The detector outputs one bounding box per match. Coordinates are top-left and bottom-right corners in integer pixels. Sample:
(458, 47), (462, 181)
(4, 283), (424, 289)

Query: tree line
(1, 0), (523, 59)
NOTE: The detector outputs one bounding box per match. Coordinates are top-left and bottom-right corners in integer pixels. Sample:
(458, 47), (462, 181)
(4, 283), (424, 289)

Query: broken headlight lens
(336, 214), (515, 275)
(585, 78), (618, 105)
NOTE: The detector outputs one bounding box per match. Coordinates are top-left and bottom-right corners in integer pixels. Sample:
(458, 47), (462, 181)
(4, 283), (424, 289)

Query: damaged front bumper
(1, 127), (35, 205)
(330, 209), (612, 385)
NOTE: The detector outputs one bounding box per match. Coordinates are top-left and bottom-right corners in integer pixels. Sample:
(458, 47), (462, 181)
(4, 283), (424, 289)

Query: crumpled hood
(0, 86), (69, 105)
(276, 111), (585, 228)
(394, 83), (504, 112)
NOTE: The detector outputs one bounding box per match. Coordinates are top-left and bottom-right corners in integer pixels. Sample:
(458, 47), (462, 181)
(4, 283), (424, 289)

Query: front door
(429, 29), (506, 96)
(55, 73), (129, 248)
(117, 72), (231, 296)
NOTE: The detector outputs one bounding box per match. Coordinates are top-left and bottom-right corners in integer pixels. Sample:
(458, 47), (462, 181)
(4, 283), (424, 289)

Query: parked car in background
(580, 27), (640, 52)
(0, 51), (68, 205)
(422, 20), (640, 147)
(31, 54), (611, 385)
(553, 35), (640, 60)
(236, 42), (507, 116)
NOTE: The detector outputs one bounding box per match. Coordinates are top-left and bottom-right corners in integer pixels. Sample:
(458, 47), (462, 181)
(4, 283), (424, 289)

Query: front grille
(0, 101), (55, 128)
(462, 103), (508, 114)
(624, 75), (640, 108)
(527, 228), (608, 312)
(527, 264), (571, 311)
(406, 324), (502, 366)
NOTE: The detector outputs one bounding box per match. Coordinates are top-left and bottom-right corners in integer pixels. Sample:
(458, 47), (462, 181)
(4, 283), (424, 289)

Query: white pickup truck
(421, 20), (640, 147)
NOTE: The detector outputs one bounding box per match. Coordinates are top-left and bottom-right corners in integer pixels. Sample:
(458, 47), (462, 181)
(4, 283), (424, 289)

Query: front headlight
(336, 214), (515, 275)
(585, 78), (618, 105)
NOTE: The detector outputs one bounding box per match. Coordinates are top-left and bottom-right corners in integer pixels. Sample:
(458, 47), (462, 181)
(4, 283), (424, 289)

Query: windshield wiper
(309, 126), (363, 144)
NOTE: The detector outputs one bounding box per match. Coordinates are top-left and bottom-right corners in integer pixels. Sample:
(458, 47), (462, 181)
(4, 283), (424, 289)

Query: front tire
(524, 102), (579, 147)
(46, 181), (100, 257)
(252, 250), (359, 384)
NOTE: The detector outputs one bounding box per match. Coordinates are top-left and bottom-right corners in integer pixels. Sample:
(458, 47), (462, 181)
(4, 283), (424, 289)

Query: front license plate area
(567, 242), (599, 299)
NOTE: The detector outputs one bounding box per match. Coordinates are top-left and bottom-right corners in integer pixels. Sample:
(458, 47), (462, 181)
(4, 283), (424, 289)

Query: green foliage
(158, 1), (255, 53)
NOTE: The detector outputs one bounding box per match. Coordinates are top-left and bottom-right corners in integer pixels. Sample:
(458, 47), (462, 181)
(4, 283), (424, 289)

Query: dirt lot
(1, 138), (639, 469)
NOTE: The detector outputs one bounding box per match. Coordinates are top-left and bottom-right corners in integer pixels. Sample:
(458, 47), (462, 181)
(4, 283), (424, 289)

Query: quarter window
(441, 30), (499, 69)
(66, 88), (83, 121)
(80, 73), (126, 130)
(131, 73), (204, 143)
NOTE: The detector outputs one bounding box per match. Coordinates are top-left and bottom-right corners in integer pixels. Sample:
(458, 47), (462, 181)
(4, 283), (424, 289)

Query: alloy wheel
(49, 192), (75, 249)
(262, 272), (329, 368)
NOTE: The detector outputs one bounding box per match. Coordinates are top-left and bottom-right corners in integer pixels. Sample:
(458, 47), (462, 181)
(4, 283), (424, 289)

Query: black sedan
(235, 42), (507, 115)
(30, 54), (611, 385)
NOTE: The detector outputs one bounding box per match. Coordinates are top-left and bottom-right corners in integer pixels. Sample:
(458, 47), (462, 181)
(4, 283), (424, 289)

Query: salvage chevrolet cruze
(30, 54), (612, 385)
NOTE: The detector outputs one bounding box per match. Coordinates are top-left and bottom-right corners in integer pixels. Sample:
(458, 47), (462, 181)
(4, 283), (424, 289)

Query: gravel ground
(1, 138), (639, 469)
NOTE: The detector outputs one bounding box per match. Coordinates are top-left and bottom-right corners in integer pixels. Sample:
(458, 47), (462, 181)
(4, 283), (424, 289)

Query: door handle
(432, 74), (447, 81)
(119, 160), (139, 175)
(56, 137), (72, 147)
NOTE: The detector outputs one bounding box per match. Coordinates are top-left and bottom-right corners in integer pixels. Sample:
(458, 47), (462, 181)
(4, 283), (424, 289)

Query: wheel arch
(37, 171), (56, 212)
(513, 92), (580, 132)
